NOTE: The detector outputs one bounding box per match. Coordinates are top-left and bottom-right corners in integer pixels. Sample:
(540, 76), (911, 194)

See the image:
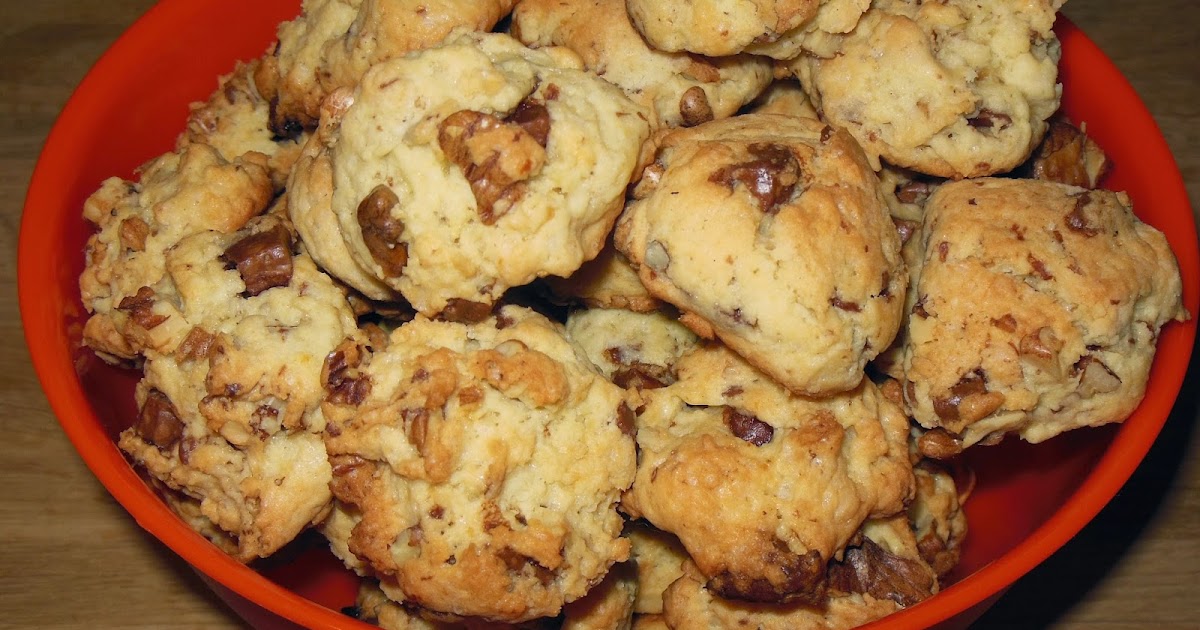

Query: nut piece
(356, 184), (408, 278)
(437, 101), (550, 225)
(117, 286), (167, 330)
(1027, 119), (1112, 189)
(220, 224), (294, 297)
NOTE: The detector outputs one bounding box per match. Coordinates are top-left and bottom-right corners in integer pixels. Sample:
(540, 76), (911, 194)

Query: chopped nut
(220, 224), (294, 297)
(135, 389), (185, 451)
(356, 184), (408, 278)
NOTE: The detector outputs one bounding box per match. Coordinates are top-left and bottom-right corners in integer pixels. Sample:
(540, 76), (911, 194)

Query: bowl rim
(17, 1), (1199, 628)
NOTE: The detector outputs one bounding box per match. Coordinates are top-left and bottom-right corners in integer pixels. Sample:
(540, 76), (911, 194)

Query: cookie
(908, 460), (969, 577)
(1018, 116), (1112, 189)
(660, 513), (936, 630)
(177, 59), (306, 190)
(511, 0), (772, 129)
(254, 0), (517, 135)
(900, 179), (1188, 446)
(289, 31), (651, 316)
(545, 240), (663, 313)
(80, 144), (274, 362)
(561, 562), (638, 630)
(321, 305), (636, 622)
(621, 343), (913, 604)
(626, 520), (689, 615)
(615, 113), (906, 396)
(565, 308), (699, 391)
(791, 0), (1064, 178)
(624, 0), (870, 59)
(353, 578), (555, 629)
(117, 216), (361, 560)
(744, 78), (820, 120)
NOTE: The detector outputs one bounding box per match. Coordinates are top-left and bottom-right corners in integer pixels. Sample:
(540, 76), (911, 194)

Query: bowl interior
(19, 1), (1199, 628)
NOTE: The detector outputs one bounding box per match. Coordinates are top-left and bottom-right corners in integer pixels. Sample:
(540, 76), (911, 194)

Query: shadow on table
(972, 338), (1200, 628)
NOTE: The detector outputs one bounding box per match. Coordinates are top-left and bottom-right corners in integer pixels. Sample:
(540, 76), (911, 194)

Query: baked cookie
(353, 578), (556, 629)
(289, 32), (651, 316)
(565, 308), (700, 391)
(615, 114), (905, 396)
(869, 164), (941, 379)
(624, 0), (870, 59)
(909, 460), (968, 577)
(901, 179), (1188, 446)
(545, 240), (662, 313)
(80, 144), (274, 362)
(511, 0), (772, 129)
(626, 520), (689, 615)
(660, 514), (936, 629)
(254, 0), (517, 135)
(561, 562), (638, 630)
(791, 0), (1064, 178)
(622, 343), (913, 604)
(117, 216), (361, 560)
(321, 305), (636, 622)
(178, 59), (306, 190)
(744, 78), (820, 120)
(1018, 117), (1112, 189)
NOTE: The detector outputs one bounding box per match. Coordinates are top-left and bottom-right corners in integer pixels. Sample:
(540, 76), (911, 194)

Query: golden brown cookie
(288, 32), (651, 316)
(901, 179), (1188, 446)
(615, 114), (905, 396)
(321, 306), (636, 622)
(511, 0), (773, 129)
(791, 0), (1064, 178)
(622, 343), (914, 605)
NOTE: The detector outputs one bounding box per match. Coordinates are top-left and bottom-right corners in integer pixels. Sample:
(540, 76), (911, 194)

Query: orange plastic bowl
(18, 1), (1199, 628)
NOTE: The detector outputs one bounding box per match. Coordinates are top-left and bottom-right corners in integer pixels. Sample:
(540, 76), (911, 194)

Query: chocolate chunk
(967, 108), (1012, 131)
(1065, 193), (1100, 237)
(1027, 254), (1053, 280)
(1026, 119), (1112, 189)
(176, 327), (217, 362)
(616, 402), (636, 437)
(723, 407), (774, 446)
(707, 543), (825, 604)
(506, 100), (551, 147)
(830, 295), (862, 312)
(892, 218), (920, 246)
(221, 224), (294, 297)
(827, 537), (936, 607)
(708, 143), (801, 214)
(932, 369), (988, 422)
(895, 180), (935, 205)
(135, 389), (185, 451)
(611, 363), (669, 390)
(438, 298), (493, 323)
(356, 184), (408, 278)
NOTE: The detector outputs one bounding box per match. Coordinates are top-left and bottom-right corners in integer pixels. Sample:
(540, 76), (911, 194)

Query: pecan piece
(356, 184), (408, 278)
(322, 342), (372, 405)
(221, 224), (293, 297)
(708, 542), (825, 604)
(932, 369), (1005, 424)
(1073, 354), (1121, 396)
(438, 101), (549, 224)
(119, 217), (150, 251)
(1065, 192), (1100, 237)
(117, 286), (167, 329)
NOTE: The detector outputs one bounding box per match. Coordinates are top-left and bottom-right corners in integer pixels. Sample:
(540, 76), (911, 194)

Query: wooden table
(1, 1), (1196, 628)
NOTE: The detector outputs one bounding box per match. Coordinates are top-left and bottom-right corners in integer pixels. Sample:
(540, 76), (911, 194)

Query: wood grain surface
(1, 1), (1196, 628)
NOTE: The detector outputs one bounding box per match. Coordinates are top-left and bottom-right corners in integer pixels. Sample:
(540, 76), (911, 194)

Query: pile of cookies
(79, 0), (1187, 628)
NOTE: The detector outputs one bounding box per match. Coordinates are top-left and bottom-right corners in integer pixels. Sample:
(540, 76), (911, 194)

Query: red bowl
(18, 1), (1199, 628)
